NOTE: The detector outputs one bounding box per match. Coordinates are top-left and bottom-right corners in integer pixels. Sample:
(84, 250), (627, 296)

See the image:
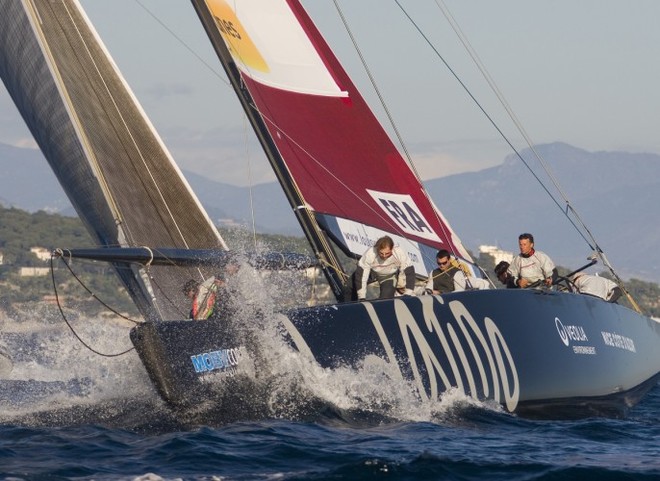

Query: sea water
(1, 272), (659, 480)
(0, 386), (658, 480)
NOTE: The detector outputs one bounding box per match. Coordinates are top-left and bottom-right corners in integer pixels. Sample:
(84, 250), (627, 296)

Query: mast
(190, 0), (348, 301)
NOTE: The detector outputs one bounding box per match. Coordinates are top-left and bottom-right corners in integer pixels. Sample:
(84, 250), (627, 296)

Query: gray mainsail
(0, 0), (226, 320)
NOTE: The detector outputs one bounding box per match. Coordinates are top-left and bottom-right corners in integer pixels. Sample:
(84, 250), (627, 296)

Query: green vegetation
(0, 206), (136, 317)
(1, 206), (659, 318)
(0, 206), (316, 319)
(623, 278), (660, 316)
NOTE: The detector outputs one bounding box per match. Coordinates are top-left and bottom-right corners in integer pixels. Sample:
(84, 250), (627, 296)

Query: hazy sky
(1, 0), (659, 186)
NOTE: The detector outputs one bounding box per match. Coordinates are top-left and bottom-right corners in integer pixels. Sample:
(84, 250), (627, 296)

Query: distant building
(19, 267), (50, 277)
(42, 294), (63, 305)
(0, 251), (3, 265)
(479, 245), (514, 265)
(30, 247), (51, 262)
(216, 218), (244, 229)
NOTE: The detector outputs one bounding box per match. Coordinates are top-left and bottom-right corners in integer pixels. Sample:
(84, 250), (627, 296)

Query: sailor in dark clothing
(494, 261), (518, 288)
(212, 266), (241, 321)
(425, 249), (463, 294)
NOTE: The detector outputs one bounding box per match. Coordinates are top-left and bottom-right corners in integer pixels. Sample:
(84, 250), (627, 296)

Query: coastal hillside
(0, 206), (658, 318)
(1, 141), (659, 283)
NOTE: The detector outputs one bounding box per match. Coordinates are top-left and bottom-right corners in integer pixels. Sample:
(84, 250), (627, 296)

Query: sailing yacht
(0, 0), (658, 419)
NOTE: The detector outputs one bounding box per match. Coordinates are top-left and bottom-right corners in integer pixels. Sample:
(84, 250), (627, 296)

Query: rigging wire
(428, 0), (641, 312)
(392, 1), (580, 237)
(430, 0), (598, 247)
(50, 253), (138, 358)
(394, 0), (641, 310)
(330, 0), (465, 273)
(330, 1), (417, 178)
(134, 0), (231, 88)
(243, 114), (259, 251)
(136, 0), (263, 253)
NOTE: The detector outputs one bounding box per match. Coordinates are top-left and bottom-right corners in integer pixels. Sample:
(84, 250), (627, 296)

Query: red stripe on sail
(244, 75), (459, 252)
(239, 0), (462, 254)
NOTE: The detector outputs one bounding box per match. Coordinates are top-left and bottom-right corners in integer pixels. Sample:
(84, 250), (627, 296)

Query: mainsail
(191, 0), (472, 299)
(0, 0), (226, 320)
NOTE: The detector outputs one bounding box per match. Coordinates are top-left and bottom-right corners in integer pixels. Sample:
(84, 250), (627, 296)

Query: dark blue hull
(130, 289), (660, 418)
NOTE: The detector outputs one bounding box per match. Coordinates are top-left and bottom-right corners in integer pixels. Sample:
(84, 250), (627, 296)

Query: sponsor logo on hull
(601, 331), (636, 353)
(364, 296), (520, 412)
(190, 346), (248, 382)
(555, 317), (596, 355)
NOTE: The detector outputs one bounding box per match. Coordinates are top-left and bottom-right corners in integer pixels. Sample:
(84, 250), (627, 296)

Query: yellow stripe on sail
(207, 0), (269, 73)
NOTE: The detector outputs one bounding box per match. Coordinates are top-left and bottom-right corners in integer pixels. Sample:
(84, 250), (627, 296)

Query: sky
(1, 0), (660, 187)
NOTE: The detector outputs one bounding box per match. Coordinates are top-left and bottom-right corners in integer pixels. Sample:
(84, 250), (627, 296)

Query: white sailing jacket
(507, 250), (555, 285)
(453, 272), (491, 291)
(573, 273), (619, 301)
(357, 246), (412, 299)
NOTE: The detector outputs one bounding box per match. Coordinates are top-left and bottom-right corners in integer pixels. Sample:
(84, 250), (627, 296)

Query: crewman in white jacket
(355, 236), (415, 301)
(571, 272), (622, 302)
(507, 232), (556, 288)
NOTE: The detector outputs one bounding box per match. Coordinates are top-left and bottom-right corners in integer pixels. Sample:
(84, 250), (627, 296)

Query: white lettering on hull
(283, 297), (520, 412)
(601, 331), (636, 353)
(555, 317), (589, 345)
(366, 296), (520, 411)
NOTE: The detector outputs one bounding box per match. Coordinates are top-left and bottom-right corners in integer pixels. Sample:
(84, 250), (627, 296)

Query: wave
(0, 263), (506, 432)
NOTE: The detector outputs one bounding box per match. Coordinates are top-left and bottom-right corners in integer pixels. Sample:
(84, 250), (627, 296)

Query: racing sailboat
(1, 0), (659, 418)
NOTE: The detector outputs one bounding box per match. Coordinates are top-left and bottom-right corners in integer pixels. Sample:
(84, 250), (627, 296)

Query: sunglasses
(437, 259), (450, 266)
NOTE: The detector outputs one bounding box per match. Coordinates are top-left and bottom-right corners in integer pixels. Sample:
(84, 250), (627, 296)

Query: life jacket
(192, 277), (220, 320)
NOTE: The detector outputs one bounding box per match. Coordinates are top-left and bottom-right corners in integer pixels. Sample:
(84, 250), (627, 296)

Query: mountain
(1, 141), (659, 282)
(0, 142), (298, 235)
(0, 143), (73, 214)
(182, 171), (300, 236)
(424, 143), (660, 282)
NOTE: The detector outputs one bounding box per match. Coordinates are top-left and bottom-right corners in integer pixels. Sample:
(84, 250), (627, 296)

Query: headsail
(0, 0), (226, 320)
(192, 0), (471, 298)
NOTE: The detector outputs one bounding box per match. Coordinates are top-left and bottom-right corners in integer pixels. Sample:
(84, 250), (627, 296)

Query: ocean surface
(0, 385), (658, 481)
(1, 308), (659, 481)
